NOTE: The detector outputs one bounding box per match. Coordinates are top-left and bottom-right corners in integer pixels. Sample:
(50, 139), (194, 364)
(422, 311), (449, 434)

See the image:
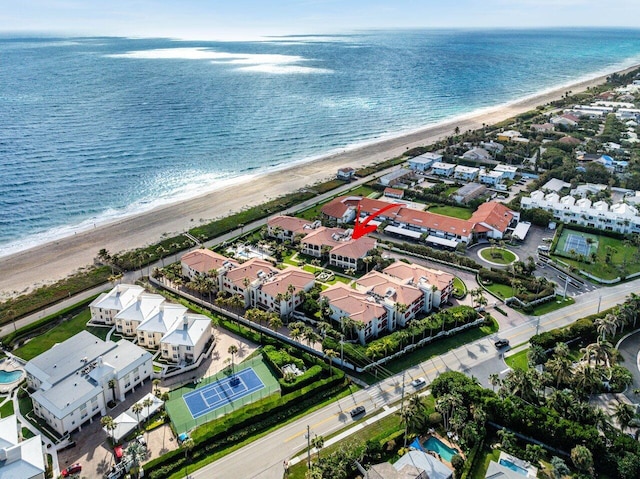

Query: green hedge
(145, 375), (347, 478)
(279, 365), (324, 394)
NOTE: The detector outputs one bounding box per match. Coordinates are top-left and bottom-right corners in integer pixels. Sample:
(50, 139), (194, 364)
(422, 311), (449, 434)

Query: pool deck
(498, 451), (538, 478)
(422, 432), (464, 468)
(0, 356), (25, 394)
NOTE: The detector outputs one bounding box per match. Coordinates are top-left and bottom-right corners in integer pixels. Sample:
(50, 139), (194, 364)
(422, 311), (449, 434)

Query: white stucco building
(521, 190), (640, 234)
(25, 331), (152, 436)
(0, 415), (45, 479)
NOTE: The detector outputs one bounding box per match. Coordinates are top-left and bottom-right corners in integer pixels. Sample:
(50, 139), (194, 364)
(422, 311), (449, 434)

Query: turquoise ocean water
(1, 29), (640, 256)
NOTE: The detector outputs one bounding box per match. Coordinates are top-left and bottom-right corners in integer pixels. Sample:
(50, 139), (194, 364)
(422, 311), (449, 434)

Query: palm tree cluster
(288, 321), (321, 347)
(469, 287), (488, 309)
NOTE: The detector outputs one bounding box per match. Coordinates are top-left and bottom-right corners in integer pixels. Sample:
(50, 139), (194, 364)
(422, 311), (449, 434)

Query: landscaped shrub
(279, 365), (324, 393)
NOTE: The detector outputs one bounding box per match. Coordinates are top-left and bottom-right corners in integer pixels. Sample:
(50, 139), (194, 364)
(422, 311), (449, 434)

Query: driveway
(617, 330), (640, 403)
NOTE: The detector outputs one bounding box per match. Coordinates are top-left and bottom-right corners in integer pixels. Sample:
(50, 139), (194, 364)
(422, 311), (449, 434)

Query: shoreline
(1, 63), (638, 298)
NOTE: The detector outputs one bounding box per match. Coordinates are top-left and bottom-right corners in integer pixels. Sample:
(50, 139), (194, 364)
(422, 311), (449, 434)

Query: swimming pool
(424, 436), (459, 462)
(499, 458), (528, 476)
(0, 370), (22, 384)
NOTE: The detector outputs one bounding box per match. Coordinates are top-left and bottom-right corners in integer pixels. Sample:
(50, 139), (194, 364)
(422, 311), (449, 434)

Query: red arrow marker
(352, 202), (402, 239)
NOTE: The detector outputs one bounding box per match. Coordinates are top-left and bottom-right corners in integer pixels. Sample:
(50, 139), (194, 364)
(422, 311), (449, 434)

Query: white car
(411, 377), (426, 388)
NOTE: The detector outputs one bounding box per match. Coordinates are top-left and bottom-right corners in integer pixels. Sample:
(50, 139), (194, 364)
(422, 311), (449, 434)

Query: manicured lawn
(443, 186), (460, 196)
(480, 248), (516, 265)
(484, 283), (514, 300)
(347, 185), (377, 198)
(361, 317), (499, 380)
(86, 325), (111, 341)
(452, 277), (466, 298)
(530, 296), (575, 316)
(428, 205), (473, 220)
(470, 447), (500, 479)
(552, 228), (640, 280)
(505, 349), (529, 371)
(0, 400), (14, 418)
(14, 309), (91, 361)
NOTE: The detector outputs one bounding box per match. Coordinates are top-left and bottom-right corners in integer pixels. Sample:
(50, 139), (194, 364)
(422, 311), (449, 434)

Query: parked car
(350, 405), (366, 418)
(494, 339), (510, 349)
(410, 377), (426, 388)
(61, 463), (82, 477)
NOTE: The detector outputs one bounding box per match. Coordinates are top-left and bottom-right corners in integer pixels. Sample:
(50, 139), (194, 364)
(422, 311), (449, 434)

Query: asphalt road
(617, 330), (640, 402)
(190, 276), (640, 479)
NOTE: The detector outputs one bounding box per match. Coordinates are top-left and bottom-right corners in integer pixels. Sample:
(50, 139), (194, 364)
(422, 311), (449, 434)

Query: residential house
(0, 415), (45, 479)
(366, 450), (453, 479)
(379, 169), (412, 187)
(160, 315), (212, 364)
(452, 183), (487, 204)
(408, 152), (443, 172)
(266, 215), (320, 242)
(92, 285), (213, 364)
(383, 262), (454, 309)
(479, 170), (505, 186)
(25, 331), (152, 436)
(493, 164), (518, 180)
(530, 123), (555, 133)
(469, 201), (517, 240)
(384, 187), (404, 200)
(431, 162), (456, 177)
(550, 113), (579, 127)
(497, 130), (523, 142)
(180, 249), (238, 281)
(337, 167), (355, 180)
(453, 165), (480, 181)
(89, 284), (145, 325)
(355, 271), (424, 327)
(320, 196), (361, 224)
(558, 136), (582, 146)
(461, 147), (491, 162)
(221, 258), (279, 307)
(329, 236), (377, 270)
(480, 141), (505, 154)
(253, 267), (315, 318)
(521, 190), (640, 234)
(322, 284), (389, 344)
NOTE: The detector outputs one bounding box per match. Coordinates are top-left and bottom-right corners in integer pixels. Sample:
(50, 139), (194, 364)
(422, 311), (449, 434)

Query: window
(186, 346), (192, 351)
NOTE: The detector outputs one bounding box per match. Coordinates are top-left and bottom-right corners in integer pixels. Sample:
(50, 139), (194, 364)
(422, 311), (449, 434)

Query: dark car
(350, 405), (366, 418)
(494, 339), (510, 349)
(61, 463), (82, 477)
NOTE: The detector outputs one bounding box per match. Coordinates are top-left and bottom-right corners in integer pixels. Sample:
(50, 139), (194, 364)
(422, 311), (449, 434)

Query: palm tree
(545, 356), (572, 388)
(570, 445), (594, 475)
(228, 344), (239, 375)
(268, 314), (283, 333)
(100, 415), (116, 443)
(550, 456), (570, 479)
(572, 362), (599, 398)
(311, 435), (325, 462)
(595, 314), (617, 341)
(156, 246), (167, 266)
(324, 349), (337, 376)
(143, 397), (154, 426)
(400, 393), (427, 446)
(125, 441), (147, 478)
(152, 379), (161, 396)
(488, 373), (500, 392)
(108, 379), (117, 404)
(613, 402), (636, 433)
(181, 437), (195, 477)
(132, 402), (144, 430)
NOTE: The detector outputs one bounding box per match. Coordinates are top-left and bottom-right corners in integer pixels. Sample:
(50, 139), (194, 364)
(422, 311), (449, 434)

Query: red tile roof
(267, 215), (316, 235)
(225, 258), (278, 289)
(181, 249), (238, 274)
(384, 187), (404, 198)
(331, 236), (376, 260)
(321, 196), (361, 220)
(260, 267), (315, 297)
(470, 201), (514, 234)
(322, 284), (386, 325)
(302, 227), (348, 247)
(382, 262), (454, 292)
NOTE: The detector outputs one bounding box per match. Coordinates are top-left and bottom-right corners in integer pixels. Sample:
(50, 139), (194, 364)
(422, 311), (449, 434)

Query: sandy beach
(0, 65), (637, 299)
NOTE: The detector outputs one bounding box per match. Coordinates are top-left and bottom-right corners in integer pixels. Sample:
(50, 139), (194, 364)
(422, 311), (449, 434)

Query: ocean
(1, 28), (640, 257)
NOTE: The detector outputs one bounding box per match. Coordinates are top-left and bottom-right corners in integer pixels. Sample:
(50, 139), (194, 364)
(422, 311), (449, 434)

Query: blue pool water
(499, 459), (529, 476)
(0, 370), (22, 384)
(424, 436), (459, 462)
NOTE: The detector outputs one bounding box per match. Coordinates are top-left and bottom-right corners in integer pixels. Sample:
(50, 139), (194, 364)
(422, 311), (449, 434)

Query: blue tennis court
(183, 367), (265, 419)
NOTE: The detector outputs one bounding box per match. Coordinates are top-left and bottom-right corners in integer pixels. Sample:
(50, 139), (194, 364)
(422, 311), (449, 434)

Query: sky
(3, 0), (640, 40)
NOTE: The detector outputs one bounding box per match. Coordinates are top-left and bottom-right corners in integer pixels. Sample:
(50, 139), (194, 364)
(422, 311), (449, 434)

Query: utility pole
(597, 295), (602, 314)
(562, 275), (569, 300)
(400, 371), (406, 411)
(306, 425), (311, 470)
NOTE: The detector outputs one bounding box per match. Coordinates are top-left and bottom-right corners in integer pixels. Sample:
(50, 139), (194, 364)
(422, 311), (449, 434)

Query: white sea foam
(107, 47), (333, 74)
